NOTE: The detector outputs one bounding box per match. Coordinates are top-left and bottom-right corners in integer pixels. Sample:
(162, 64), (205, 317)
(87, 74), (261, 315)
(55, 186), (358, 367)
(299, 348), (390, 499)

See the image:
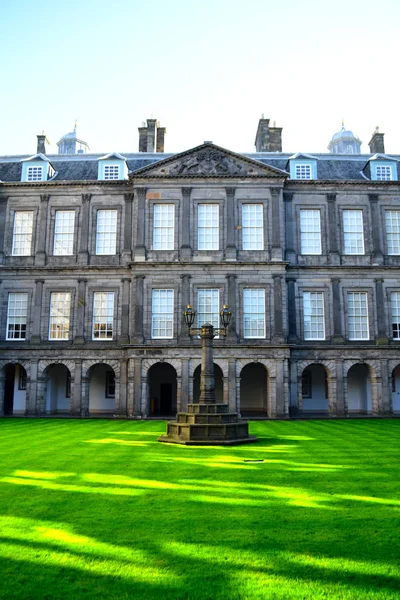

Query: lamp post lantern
(158, 304), (257, 446)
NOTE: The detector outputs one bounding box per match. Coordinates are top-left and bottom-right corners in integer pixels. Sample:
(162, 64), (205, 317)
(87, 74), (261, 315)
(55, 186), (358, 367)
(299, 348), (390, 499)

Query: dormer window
(295, 164), (312, 180)
(27, 166), (43, 181)
(104, 165), (120, 180)
(97, 153), (128, 181)
(376, 165), (392, 181)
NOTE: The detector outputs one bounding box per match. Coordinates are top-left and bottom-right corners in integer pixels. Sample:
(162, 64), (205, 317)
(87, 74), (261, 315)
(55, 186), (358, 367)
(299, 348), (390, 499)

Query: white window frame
(303, 291), (325, 340)
(376, 165), (392, 181)
(53, 210), (75, 255)
(27, 166), (43, 182)
(242, 204), (263, 250)
(96, 209), (117, 255)
(243, 289), (265, 338)
(103, 164), (120, 180)
(391, 292), (400, 340)
(198, 204), (219, 250)
(343, 210), (364, 255)
(49, 292), (71, 340)
(197, 289), (220, 329)
(6, 293), (28, 340)
(385, 211), (400, 255)
(92, 292), (114, 340)
(151, 289), (174, 339)
(295, 164), (312, 180)
(300, 209), (321, 255)
(12, 211), (34, 256)
(347, 292), (369, 340)
(153, 204), (175, 250)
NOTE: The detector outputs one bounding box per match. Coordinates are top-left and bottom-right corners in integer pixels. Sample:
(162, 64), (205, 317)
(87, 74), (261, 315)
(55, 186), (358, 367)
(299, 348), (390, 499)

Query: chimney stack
(138, 118), (166, 152)
(255, 118), (282, 152)
(369, 127), (385, 154)
(37, 133), (49, 154)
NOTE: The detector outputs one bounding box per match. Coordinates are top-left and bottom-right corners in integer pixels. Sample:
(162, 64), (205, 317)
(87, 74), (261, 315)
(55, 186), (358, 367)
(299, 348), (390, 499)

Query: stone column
(369, 194), (383, 264)
(270, 188), (283, 261)
(0, 196), (7, 264)
(275, 360), (285, 417)
(288, 360), (298, 416)
(287, 278), (297, 342)
(71, 360), (82, 415)
(132, 275), (145, 343)
(122, 193), (133, 264)
(273, 275), (283, 342)
(35, 194), (49, 266)
(120, 278), (130, 344)
(180, 188), (192, 260)
(228, 359), (236, 412)
(119, 359), (128, 417)
(327, 194), (340, 265)
(31, 280), (44, 343)
(74, 279), (86, 344)
(180, 358), (189, 412)
(27, 360), (38, 414)
(332, 279), (344, 343)
(0, 373), (5, 415)
(283, 191), (296, 263)
(81, 376), (90, 416)
(78, 194), (91, 265)
(336, 361), (345, 416)
(133, 358), (142, 415)
(135, 188), (146, 261)
(127, 359), (135, 417)
(36, 374), (46, 414)
(226, 274), (237, 341)
(225, 188), (237, 261)
(375, 279), (387, 344)
(176, 376), (182, 413)
(180, 274), (191, 342)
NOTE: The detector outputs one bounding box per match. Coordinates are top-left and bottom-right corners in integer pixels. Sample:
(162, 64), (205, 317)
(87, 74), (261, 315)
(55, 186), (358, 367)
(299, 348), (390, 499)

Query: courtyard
(0, 418), (399, 599)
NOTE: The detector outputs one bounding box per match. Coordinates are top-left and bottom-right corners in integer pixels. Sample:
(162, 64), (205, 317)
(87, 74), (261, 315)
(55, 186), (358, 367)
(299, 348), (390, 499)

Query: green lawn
(0, 419), (399, 600)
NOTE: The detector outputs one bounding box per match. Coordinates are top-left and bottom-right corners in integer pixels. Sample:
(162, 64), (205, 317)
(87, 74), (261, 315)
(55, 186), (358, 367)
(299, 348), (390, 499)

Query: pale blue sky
(1, 0), (399, 156)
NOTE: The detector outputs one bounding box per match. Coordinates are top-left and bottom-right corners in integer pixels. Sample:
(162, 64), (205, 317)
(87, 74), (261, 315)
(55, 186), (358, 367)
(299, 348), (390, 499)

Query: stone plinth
(158, 403), (257, 446)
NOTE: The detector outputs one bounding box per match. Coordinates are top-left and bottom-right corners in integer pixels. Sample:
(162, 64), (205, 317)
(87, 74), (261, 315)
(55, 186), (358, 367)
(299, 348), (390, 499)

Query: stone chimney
(156, 127), (166, 153)
(255, 117), (282, 152)
(138, 118), (166, 152)
(37, 133), (49, 154)
(369, 127), (385, 154)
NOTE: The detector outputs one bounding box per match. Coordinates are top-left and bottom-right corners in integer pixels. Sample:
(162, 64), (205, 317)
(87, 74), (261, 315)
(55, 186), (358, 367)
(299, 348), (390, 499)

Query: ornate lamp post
(158, 304), (257, 446)
(183, 304), (231, 404)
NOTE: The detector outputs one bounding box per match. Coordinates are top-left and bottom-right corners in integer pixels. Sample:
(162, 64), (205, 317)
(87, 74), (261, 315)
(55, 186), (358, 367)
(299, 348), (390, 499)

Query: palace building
(0, 118), (399, 419)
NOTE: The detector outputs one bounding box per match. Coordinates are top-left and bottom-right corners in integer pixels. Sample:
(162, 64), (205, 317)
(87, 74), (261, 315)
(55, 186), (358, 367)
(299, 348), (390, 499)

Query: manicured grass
(0, 419), (399, 599)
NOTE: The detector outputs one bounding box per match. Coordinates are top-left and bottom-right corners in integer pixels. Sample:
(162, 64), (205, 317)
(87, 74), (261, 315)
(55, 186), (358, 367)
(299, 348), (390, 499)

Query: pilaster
(180, 188), (192, 260)
(31, 280), (44, 343)
(78, 194), (91, 265)
(135, 188), (147, 261)
(225, 187), (237, 261)
(35, 194), (49, 266)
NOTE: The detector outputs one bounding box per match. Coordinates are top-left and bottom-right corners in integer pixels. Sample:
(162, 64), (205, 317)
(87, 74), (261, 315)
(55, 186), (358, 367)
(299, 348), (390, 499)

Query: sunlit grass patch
(0, 418), (399, 599)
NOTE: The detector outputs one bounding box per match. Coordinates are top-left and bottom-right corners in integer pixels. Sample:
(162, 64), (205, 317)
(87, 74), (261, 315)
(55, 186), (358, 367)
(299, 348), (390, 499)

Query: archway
(43, 364), (71, 414)
(88, 363), (116, 415)
(301, 364), (329, 413)
(148, 362), (177, 416)
(347, 364), (372, 414)
(391, 365), (400, 414)
(3, 363), (27, 415)
(240, 363), (268, 416)
(193, 364), (223, 404)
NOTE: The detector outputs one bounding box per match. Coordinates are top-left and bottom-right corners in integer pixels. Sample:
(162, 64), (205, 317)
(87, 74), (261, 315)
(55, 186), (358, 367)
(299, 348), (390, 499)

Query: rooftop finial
(342, 118), (345, 128)
(74, 119), (77, 131)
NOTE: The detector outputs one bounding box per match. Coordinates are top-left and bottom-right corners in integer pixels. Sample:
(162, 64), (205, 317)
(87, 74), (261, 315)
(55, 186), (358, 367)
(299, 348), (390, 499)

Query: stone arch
(83, 359), (120, 379)
(344, 360), (379, 414)
(83, 362), (119, 416)
(236, 358), (276, 378)
(239, 362), (269, 416)
(38, 359), (75, 379)
(142, 358), (182, 379)
(390, 362), (400, 414)
(147, 362), (178, 416)
(0, 360), (30, 415)
(39, 362), (72, 415)
(296, 360), (337, 415)
(189, 359), (228, 379)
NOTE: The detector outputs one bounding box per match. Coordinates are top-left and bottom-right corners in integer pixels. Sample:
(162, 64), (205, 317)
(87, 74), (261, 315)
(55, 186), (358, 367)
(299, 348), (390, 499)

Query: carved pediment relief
(130, 143), (288, 179)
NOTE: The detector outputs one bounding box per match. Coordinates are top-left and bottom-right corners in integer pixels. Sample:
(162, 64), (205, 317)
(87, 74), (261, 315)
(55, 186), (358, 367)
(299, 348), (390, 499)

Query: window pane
(391, 292), (400, 340)
(96, 210), (117, 255)
(93, 292), (114, 340)
(104, 165), (120, 180)
(49, 292), (71, 340)
(295, 164), (312, 179)
(197, 289), (219, 329)
(27, 166), (43, 181)
(343, 210), (364, 255)
(12, 211), (34, 256)
(153, 205), (175, 250)
(347, 292), (369, 340)
(376, 165), (392, 181)
(152, 289), (174, 338)
(303, 292), (325, 340)
(386, 211), (400, 255)
(243, 289), (265, 338)
(300, 210), (321, 254)
(7, 293), (28, 340)
(242, 205), (263, 250)
(54, 211), (75, 255)
(198, 204), (219, 250)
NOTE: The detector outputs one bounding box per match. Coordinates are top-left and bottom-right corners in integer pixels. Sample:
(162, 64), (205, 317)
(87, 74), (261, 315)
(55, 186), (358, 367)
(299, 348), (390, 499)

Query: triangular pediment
(130, 143), (288, 179)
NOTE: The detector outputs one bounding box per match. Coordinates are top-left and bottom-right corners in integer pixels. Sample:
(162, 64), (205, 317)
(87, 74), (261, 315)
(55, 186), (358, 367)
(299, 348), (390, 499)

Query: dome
(332, 126), (356, 141)
(328, 123), (361, 154)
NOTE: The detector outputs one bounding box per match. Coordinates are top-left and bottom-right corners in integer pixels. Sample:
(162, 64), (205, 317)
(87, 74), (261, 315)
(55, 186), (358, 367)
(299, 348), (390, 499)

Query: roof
(1, 147), (400, 183)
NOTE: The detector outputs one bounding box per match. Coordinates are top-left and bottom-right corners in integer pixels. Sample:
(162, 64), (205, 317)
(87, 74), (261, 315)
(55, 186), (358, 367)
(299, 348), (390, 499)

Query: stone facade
(1, 139), (400, 419)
